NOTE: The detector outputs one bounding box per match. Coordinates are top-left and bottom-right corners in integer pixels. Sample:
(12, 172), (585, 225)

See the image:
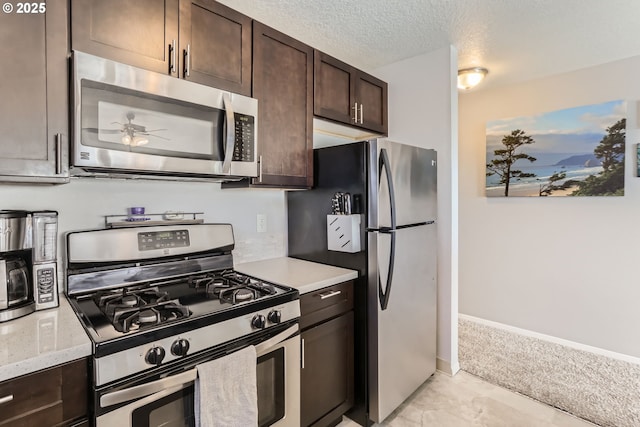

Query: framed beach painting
(485, 100), (626, 197)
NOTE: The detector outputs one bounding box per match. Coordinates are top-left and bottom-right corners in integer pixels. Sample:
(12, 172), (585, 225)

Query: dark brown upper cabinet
(71, 0), (252, 95)
(0, 0), (68, 183)
(179, 0), (252, 95)
(250, 22), (314, 188)
(314, 51), (388, 134)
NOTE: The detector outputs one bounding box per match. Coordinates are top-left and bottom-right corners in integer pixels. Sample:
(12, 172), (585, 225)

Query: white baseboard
(436, 357), (460, 376)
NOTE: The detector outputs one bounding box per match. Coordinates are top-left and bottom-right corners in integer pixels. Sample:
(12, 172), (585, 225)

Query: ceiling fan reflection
(83, 112), (169, 147)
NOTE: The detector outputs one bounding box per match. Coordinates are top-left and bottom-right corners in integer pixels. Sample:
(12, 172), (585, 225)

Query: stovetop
(69, 269), (297, 345)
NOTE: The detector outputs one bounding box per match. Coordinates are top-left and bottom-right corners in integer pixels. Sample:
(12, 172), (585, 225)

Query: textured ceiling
(217, 0), (640, 90)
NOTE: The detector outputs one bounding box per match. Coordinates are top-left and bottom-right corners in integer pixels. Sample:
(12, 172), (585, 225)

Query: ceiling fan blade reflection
(83, 128), (122, 134)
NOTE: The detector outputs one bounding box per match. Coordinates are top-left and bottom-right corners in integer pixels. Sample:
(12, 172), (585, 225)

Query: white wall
(0, 179), (287, 286)
(375, 46), (459, 372)
(459, 55), (640, 358)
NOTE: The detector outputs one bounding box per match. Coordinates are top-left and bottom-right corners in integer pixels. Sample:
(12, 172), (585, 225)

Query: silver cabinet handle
(359, 103), (363, 124)
(258, 155), (263, 183)
(184, 44), (191, 77)
(301, 338), (305, 369)
(318, 289), (342, 300)
(55, 133), (62, 175)
(0, 394), (14, 405)
(169, 39), (176, 73)
(352, 102), (358, 123)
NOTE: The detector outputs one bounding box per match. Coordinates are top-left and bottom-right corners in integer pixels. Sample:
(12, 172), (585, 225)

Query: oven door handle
(100, 368), (198, 408)
(255, 324), (299, 356)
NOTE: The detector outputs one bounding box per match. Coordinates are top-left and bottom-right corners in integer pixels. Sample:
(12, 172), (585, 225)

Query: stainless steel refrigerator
(287, 139), (437, 425)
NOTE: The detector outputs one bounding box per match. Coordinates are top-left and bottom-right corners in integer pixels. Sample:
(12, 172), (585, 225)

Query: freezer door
(370, 140), (437, 229)
(367, 223), (437, 423)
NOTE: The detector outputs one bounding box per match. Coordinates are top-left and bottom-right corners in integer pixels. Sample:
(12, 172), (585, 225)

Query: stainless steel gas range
(65, 223), (300, 427)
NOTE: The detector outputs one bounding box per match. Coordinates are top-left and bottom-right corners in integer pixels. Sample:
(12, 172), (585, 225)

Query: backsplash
(0, 178), (288, 286)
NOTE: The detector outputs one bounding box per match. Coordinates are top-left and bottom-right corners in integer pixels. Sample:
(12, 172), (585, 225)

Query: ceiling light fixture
(457, 67), (489, 90)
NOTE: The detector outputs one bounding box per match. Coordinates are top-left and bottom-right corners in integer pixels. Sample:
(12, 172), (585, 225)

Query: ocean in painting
(485, 100), (626, 197)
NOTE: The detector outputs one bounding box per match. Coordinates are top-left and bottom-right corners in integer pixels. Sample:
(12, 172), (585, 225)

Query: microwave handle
(0, 260), (7, 309)
(222, 93), (235, 174)
(100, 368), (198, 408)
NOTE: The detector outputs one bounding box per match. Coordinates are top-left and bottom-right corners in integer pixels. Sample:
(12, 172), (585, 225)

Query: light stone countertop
(235, 257), (358, 295)
(0, 296), (92, 383)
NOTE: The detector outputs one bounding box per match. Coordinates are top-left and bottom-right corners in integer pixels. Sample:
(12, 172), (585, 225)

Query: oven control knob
(252, 314), (266, 329)
(267, 310), (282, 324)
(171, 339), (190, 357)
(145, 346), (166, 365)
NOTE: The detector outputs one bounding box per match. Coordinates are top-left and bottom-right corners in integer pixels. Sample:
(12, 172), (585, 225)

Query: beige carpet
(458, 317), (640, 427)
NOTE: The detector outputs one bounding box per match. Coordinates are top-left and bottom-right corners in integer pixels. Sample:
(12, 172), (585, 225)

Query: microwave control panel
(232, 113), (255, 162)
(138, 230), (191, 251)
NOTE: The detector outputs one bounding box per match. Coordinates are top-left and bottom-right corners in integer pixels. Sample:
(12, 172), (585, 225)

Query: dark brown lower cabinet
(0, 358), (88, 427)
(300, 281), (354, 427)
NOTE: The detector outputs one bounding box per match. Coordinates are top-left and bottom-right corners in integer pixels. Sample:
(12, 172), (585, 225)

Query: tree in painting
(539, 172), (573, 196)
(486, 129), (537, 196)
(571, 118), (625, 196)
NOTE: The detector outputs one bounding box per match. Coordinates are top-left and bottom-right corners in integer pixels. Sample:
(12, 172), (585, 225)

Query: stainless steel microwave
(71, 51), (258, 181)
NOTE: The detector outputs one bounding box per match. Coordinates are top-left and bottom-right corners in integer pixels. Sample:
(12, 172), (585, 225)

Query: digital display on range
(138, 230), (190, 251)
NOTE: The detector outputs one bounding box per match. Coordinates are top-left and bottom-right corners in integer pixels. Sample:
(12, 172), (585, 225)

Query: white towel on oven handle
(195, 345), (258, 427)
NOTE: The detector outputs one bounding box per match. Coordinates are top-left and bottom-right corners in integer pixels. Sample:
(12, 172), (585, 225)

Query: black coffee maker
(0, 210), (58, 322)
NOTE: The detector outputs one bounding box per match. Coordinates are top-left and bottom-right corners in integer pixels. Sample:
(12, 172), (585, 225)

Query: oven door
(96, 324), (300, 427)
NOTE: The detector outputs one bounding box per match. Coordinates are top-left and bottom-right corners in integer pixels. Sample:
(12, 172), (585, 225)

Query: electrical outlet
(256, 214), (267, 233)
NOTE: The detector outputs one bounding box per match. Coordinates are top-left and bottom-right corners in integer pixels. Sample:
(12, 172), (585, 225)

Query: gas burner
(113, 301), (190, 333)
(94, 286), (190, 332)
(219, 286), (259, 304)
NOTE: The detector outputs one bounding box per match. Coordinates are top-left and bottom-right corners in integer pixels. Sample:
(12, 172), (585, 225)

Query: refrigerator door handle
(378, 228), (395, 310)
(378, 148), (397, 311)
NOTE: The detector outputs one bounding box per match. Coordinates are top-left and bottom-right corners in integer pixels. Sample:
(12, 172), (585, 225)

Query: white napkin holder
(327, 214), (361, 253)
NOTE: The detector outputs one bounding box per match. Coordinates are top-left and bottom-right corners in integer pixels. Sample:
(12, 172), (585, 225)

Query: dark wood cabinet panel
(355, 71), (388, 134)
(72, 0), (252, 94)
(71, 0), (179, 76)
(251, 22), (313, 188)
(0, 358), (88, 427)
(179, 0), (252, 95)
(314, 52), (354, 125)
(314, 50), (388, 134)
(301, 311), (354, 427)
(300, 280), (354, 330)
(0, 0), (68, 182)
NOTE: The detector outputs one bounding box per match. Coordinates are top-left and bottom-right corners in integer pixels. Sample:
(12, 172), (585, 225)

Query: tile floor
(337, 371), (598, 426)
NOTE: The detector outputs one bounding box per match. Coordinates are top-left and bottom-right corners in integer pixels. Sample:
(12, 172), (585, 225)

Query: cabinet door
(356, 71), (388, 134)
(0, 0), (68, 182)
(301, 312), (354, 427)
(252, 22), (313, 188)
(71, 0), (179, 76)
(313, 51), (357, 126)
(0, 358), (88, 426)
(179, 0), (252, 95)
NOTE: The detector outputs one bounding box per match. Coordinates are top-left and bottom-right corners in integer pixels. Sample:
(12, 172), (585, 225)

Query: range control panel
(138, 229), (190, 251)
